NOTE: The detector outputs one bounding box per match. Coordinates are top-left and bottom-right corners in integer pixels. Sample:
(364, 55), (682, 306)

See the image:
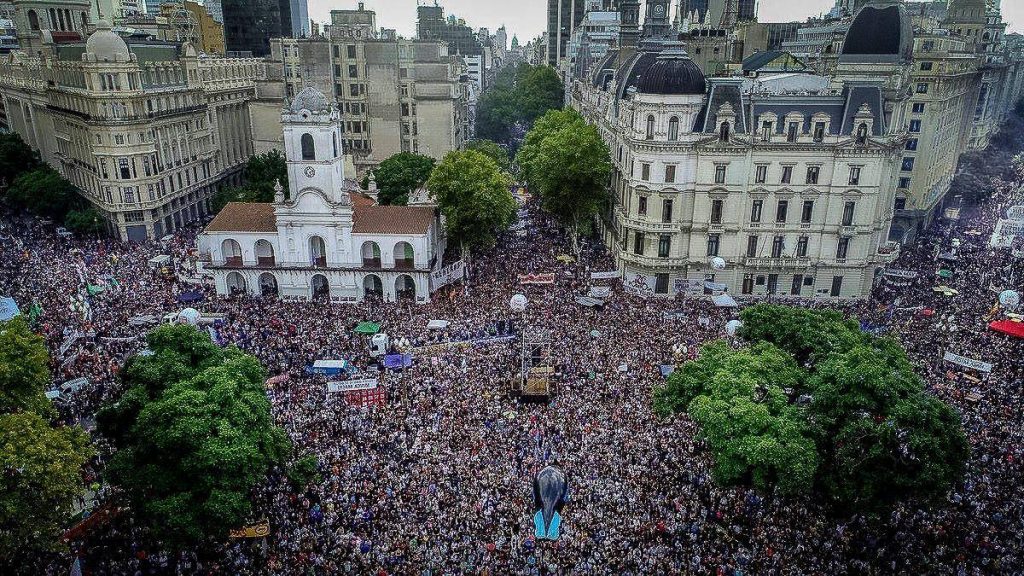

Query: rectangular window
(806, 166), (820, 185)
(771, 235), (784, 258)
(665, 164), (676, 183)
(658, 234), (671, 258)
(711, 199), (723, 224)
(655, 273), (669, 294)
(633, 231), (644, 255)
(761, 120), (772, 142)
(842, 201), (855, 226)
(902, 157), (916, 172)
(787, 121), (799, 142)
(742, 274), (754, 294)
(916, 83), (929, 94)
(350, 84), (359, 97)
(767, 274), (779, 295)
(899, 177), (912, 189)
(776, 200), (788, 223)
(797, 236), (808, 257)
(755, 165), (768, 184)
(707, 234), (720, 256)
(750, 199), (763, 223)
(791, 274), (804, 295)
(713, 164), (728, 184)
(912, 102), (926, 113)
(801, 200), (813, 223)
(909, 120), (921, 133)
(118, 158), (131, 179)
(894, 197), (907, 211)
(837, 237), (850, 259)
(919, 62), (933, 71)
(905, 138), (918, 151)
(848, 166), (861, 185)
(781, 166), (793, 184)
(830, 276), (844, 297)
(662, 199), (673, 223)
(746, 235), (758, 257)
(348, 65), (358, 78)
(642, 163), (651, 180)
(813, 121), (826, 142)
(347, 45), (357, 58)
(638, 196), (647, 216)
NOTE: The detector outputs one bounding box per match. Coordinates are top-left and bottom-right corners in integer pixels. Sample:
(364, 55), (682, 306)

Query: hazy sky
(309, 0), (1023, 42)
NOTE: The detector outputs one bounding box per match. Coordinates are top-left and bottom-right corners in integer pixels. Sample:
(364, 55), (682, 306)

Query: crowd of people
(2, 165), (1023, 575)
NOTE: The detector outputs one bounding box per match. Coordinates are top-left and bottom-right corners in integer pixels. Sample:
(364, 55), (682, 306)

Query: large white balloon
(177, 307), (201, 325)
(710, 256), (727, 270)
(999, 290), (1020, 309)
(725, 319), (743, 336)
(510, 294), (528, 312)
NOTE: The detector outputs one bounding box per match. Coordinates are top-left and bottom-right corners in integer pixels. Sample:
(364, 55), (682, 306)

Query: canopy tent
(989, 319), (1024, 339)
(0, 297), (20, 321)
(937, 269), (954, 279)
(177, 291), (204, 303)
(87, 285), (105, 296)
(354, 322), (381, 334)
(427, 319), (450, 330)
(712, 293), (738, 308)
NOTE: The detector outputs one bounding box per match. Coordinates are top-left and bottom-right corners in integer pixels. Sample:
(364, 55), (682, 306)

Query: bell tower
(281, 87), (347, 205)
(645, 0), (672, 37)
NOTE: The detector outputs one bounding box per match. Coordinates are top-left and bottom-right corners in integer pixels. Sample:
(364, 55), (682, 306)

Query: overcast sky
(309, 0), (1024, 42)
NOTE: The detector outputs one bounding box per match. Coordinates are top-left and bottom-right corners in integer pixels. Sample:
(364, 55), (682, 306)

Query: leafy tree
(426, 150), (516, 252)
(465, 140), (511, 173)
(0, 317), (53, 417)
(0, 412), (92, 566)
(738, 304), (864, 366)
(99, 325), (290, 546)
(286, 454), (321, 489)
(5, 167), (78, 220)
(517, 65), (565, 124)
(0, 132), (41, 188)
(517, 108), (610, 251)
(210, 151), (288, 214)
(474, 64), (564, 146)
(64, 208), (105, 236)
(363, 152), (435, 206)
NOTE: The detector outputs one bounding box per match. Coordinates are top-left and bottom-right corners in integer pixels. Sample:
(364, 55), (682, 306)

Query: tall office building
(222, 0), (296, 56)
(287, 0), (307, 38)
(546, 0), (586, 66)
(417, 4), (482, 55)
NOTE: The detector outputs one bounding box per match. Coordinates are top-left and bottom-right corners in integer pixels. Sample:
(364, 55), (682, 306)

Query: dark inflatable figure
(532, 465), (569, 540)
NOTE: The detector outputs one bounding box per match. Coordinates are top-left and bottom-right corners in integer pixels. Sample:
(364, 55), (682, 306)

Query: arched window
(645, 115), (655, 140)
(301, 133), (315, 161)
(221, 239), (242, 266)
(856, 123), (868, 144)
(668, 116), (679, 141)
(719, 121), (730, 141)
(28, 10), (39, 30)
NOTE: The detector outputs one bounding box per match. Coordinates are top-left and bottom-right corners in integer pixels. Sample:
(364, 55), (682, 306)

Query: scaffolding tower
(519, 326), (553, 398)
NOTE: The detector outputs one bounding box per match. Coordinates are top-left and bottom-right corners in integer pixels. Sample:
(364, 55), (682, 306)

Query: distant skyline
(309, 0), (1024, 42)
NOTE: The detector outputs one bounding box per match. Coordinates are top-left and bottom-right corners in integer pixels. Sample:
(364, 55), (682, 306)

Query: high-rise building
(221, 0), (293, 56)
(417, 4), (482, 56)
(287, 0), (307, 38)
(546, 0), (586, 66)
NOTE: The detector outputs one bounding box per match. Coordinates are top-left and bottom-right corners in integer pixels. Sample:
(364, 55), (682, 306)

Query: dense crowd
(2, 169), (1022, 575)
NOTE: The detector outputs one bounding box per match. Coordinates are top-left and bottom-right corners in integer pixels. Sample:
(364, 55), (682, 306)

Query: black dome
(840, 3), (913, 63)
(634, 50), (706, 96)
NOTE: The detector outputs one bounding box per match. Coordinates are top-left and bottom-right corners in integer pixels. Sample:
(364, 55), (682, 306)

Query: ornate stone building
(199, 88), (445, 303)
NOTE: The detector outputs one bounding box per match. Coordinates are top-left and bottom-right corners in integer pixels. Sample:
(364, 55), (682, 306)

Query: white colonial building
(198, 87), (445, 303)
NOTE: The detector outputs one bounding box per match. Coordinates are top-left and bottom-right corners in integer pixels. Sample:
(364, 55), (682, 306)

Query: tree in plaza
(360, 152), (436, 206)
(465, 139), (512, 174)
(210, 150), (289, 213)
(99, 324), (290, 546)
(0, 132), (41, 188)
(517, 108), (611, 251)
(5, 167), (79, 220)
(516, 65), (565, 124)
(426, 150), (516, 252)
(0, 317), (53, 417)
(63, 208), (106, 236)
(655, 303), (969, 511)
(0, 411), (92, 565)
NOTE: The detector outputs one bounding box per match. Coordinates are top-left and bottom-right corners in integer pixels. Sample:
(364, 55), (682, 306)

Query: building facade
(547, 0), (587, 66)
(200, 87), (445, 303)
(0, 2), (278, 240)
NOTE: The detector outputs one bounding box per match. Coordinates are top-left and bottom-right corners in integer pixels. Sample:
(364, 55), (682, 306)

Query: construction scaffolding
(519, 326), (553, 398)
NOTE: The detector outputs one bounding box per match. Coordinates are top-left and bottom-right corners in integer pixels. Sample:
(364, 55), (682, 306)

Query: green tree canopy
(5, 167), (79, 220)
(465, 140), (511, 174)
(0, 317), (53, 417)
(0, 132), (41, 187)
(63, 208), (106, 236)
(99, 325), (290, 546)
(475, 64), (564, 146)
(210, 150), (288, 213)
(426, 150), (516, 252)
(655, 304), (969, 512)
(363, 152), (436, 206)
(0, 412), (92, 565)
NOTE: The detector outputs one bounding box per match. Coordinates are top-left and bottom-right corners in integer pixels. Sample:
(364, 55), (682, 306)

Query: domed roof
(290, 87), (330, 113)
(634, 45), (706, 96)
(85, 20), (129, 61)
(840, 2), (913, 64)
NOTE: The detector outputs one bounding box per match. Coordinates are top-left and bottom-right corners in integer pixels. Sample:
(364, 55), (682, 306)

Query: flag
(69, 557), (82, 576)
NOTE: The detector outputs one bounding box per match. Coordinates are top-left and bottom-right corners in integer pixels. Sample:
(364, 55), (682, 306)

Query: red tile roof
(352, 206), (435, 235)
(204, 203), (277, 233)
(349, 192), (376, 207)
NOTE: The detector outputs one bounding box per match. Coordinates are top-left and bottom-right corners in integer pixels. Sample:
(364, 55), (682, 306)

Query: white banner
(943, 351), (993, 373)
(590, 271), (621, 280)
(327, 378), (379, 393)
(430, 260), (466, 290)
(884, 269), (918, 279)
(674, 279), (704, 294)
(588, 286), (612, 298)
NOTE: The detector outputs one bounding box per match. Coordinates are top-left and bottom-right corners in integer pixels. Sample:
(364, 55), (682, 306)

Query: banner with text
(431, 260), (466, 290)
(943, 351), (993, 373)
(327, 378), (379, 393)
(590, 271), (621, 280)
(519, 273), (556, 285)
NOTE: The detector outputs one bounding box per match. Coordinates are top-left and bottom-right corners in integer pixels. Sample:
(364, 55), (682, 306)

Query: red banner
(518, 273), (555, 285)
(346, 388), (387, 408)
